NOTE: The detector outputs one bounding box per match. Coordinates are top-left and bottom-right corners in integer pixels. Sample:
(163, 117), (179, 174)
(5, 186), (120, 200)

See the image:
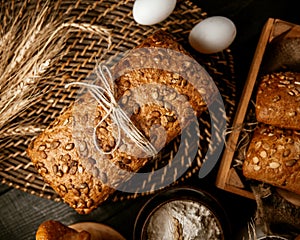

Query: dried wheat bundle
(0, 1), (67, 139)
(0, 0), (112, 140)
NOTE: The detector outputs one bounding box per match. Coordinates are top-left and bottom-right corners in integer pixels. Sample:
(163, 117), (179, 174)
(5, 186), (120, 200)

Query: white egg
(133, 0), (176, 26)
(189, 16), (237, 54)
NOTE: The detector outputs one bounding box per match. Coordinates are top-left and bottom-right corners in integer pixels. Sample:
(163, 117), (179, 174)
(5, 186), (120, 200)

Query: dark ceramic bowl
(133, 186), (231, 240)
(257, 236), (289, 240)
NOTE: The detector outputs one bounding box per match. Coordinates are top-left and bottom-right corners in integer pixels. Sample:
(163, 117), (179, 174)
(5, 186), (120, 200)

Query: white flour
(146, 200), (222, 240)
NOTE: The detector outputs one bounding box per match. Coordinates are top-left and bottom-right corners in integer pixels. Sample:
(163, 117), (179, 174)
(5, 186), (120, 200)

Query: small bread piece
(27, 30), (216, 214)
(36, 220), (91, 240)
(69, 222), (126, 240)
(256, 72), (300, 130)
(243, 124), (300, 195)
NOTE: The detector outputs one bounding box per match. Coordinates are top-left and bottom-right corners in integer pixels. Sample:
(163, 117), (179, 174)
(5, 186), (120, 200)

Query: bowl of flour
(133, 186), (230, 240)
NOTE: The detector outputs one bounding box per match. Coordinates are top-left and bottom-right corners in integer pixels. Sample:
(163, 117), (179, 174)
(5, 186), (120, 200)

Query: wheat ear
(0, 1), (112, 138)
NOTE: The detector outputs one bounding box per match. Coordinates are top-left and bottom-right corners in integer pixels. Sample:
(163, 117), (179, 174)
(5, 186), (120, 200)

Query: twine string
(65, 64), (157, 156)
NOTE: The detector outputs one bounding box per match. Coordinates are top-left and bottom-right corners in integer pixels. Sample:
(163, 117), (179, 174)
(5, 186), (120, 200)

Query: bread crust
(243, 124), (300, 194)
(256, 72), (300, 130)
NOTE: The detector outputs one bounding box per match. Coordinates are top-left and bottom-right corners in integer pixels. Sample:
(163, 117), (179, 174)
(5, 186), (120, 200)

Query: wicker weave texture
(0, 0), (236, 202)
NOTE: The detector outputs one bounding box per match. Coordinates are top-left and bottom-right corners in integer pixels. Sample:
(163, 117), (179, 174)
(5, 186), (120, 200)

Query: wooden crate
(215, 18), (298, 199)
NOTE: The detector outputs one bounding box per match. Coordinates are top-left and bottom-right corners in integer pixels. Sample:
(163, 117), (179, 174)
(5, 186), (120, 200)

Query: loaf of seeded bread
(243, 124), (300, 195)
(27, 30), (216, 214)
(256, 72), (300, 130)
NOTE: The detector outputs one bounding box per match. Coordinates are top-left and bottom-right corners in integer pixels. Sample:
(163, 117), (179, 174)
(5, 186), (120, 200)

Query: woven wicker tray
(0, 0), (236, 202)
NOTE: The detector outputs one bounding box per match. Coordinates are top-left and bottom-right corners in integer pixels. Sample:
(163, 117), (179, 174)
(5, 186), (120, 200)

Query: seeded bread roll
(27, 30), (215, 214)
(256, 72), (300, 130)
(243, 124), (300, 195)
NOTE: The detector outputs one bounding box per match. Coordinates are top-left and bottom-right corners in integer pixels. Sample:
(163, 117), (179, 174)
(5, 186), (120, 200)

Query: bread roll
(256, 72), (300, 130)
(36, 220), (125, 240)
(243, 124), (300, 194)
(27, 30), (215, 214)
(36, 220), (91, 240)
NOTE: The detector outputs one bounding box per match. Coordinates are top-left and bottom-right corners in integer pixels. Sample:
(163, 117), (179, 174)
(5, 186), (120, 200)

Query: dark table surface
(1, 0), (300, 240)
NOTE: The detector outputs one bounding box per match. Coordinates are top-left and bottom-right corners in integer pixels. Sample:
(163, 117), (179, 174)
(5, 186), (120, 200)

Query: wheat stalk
(0, 2), (65, 132)
(0, 1), (112, 138)
(0, 59), (51, 127)
(6, 6), (47, 74)
(1, 124), (46, 139)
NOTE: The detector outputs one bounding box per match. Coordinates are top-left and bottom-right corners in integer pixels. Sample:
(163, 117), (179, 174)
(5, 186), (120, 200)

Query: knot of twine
(65, 64), (157, 157)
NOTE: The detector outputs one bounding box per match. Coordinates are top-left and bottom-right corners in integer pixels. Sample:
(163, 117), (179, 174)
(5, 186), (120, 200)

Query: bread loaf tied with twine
(27, 30), (217, 214)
